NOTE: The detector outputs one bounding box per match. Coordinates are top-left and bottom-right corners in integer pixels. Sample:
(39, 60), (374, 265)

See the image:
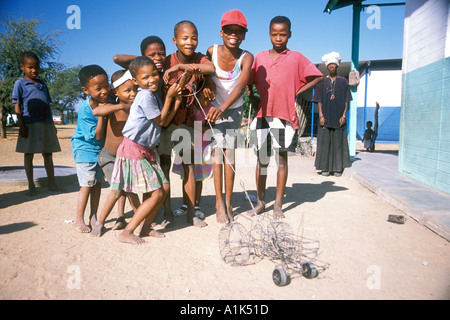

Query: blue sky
(2, 0), (405, 77)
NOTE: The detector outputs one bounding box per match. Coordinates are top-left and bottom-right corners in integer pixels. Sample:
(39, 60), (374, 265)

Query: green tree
(48, 65), (82, 124)
(242, 85), (259, 120)
(0, 14), (61, 138)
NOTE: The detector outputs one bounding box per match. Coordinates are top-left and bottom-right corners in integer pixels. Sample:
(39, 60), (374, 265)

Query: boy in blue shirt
(71, 65), (110, 233)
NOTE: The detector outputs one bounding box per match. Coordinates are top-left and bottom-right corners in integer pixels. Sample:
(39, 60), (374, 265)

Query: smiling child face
(133, 63), (160, 92)
(115, 80), (137, 106)
(82, 74), (111, 104)
(221, 25), (246, 49)
(173, 24), (198, 58)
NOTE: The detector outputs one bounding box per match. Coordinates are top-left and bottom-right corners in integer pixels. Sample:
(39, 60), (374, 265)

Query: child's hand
(181, 64), (200, 76)
(18, 125), (28, 138)
(205, 106), (223, 123)
(163, 66), (179, 84)
(167, 83), (182, 98)
(203, 87), (216, 101)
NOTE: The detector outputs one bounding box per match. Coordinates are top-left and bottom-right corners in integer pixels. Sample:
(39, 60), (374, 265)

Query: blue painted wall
(357, 107), (400, 142)
(399, 57), (450, 194)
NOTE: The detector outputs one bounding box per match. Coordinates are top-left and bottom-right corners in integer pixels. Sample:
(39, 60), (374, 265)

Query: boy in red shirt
(247, 16), (323, 219)
(161, 20), (215, 228)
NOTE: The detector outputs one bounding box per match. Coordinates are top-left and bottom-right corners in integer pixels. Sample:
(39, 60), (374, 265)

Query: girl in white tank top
(210, 44), (247, 110)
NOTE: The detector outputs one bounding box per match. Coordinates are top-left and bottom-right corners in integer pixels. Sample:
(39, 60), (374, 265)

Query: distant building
(52, 116), (62, 124)
(399, 0), (449, 194)
(6, 114), (17, 125)
(6, 114), (63, 125)
(307, 59), (402, 142)
(357, 59), (402, 142)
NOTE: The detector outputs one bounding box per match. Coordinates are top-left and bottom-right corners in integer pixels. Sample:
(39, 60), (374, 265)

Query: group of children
(14, 10), (325, 245)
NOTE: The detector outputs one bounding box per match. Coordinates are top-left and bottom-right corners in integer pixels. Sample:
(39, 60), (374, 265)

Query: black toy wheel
(272, 268), (290, 286)
(302, 262), (318, 279)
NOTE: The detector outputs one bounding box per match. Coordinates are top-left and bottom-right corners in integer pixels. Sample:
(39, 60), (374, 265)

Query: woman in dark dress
(313, 52), (351, 176)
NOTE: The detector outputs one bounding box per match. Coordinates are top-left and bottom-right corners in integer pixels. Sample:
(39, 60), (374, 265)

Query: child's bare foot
(148, 229), (165, 238)
(216, 203), (229, 224)
(111, 216), (127, 230)
(189, 215), (208, 228)
(273, 203), (285, 219)
(139, 224), (165, 238)
(246, 201), (265, 216)
(90, 222), (105, 237)
(160, 220), (171, 229)
(118, 231), (146, 245)
(162, 211), (173, 228)
(74, 220), (91, 233)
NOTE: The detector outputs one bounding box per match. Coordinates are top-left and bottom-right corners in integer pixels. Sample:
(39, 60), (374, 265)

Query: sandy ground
(0, 125), (449, 300)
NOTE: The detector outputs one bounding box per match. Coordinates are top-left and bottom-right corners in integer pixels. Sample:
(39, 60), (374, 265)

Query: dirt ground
(0, 125), (449, 300)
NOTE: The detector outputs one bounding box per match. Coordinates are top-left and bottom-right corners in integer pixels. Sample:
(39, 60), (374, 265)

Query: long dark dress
(312, 76), (352, 173)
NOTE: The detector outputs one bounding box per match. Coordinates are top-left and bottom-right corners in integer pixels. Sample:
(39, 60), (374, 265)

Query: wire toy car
(188, 74), (330, 286)
(218, 209), (329, 286)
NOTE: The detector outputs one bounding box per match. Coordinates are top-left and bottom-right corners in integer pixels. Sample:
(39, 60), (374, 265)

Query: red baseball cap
(221, 9), (248, 31)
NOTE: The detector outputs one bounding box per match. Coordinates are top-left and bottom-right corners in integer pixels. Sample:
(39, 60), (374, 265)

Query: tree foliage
(48, 65), (82, 124)
(0, 14), (62, 138)
(242, 85), (259, 120)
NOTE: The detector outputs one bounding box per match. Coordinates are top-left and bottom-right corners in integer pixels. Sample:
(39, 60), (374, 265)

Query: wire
(179, 73), (257, 214)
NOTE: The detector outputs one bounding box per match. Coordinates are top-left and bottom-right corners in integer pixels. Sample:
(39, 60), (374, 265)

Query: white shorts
(251, 117), (298, 158)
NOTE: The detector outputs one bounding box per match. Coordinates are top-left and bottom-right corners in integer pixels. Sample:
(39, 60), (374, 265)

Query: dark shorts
(98, 148), (116, 183)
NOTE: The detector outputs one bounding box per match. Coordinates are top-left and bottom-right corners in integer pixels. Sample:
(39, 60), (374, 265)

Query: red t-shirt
(163, 51), (211, 126)
(249, 49), (322, 129)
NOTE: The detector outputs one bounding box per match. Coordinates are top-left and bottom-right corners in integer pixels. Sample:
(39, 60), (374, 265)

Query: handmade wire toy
(176, 72), (329, 286)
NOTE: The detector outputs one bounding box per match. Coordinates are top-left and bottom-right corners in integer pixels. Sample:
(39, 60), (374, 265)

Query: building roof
(323, 0), (366, 13)
(315, 58), (402, 77)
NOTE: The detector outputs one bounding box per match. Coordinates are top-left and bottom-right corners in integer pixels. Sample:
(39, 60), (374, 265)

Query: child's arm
(94, 114), (106, 141)
(92, 102), (127, 117)
(161, 73), (189, 127)
(163, 62), (215, 84)
(113, 54), (138, 70)
(89, 99), (107, 141)
(154, 82), (183, 127)
(14, 103), (27, 138)
(163, 95), (182, 127)
(206, 53), (254, 123)
(295, 76), (323, 98)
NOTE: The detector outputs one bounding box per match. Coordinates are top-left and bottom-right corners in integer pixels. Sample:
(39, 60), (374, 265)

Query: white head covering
(112, 70), (132, 89)
(322, 51), (341, 67)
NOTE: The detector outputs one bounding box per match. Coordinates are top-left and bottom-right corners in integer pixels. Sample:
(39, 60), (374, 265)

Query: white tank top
(211, 44), (247, 110)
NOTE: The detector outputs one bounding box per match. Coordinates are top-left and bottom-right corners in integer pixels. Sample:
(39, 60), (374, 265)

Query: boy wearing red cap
(247, 16), (323, 219)
(205, 9), (254, 224)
